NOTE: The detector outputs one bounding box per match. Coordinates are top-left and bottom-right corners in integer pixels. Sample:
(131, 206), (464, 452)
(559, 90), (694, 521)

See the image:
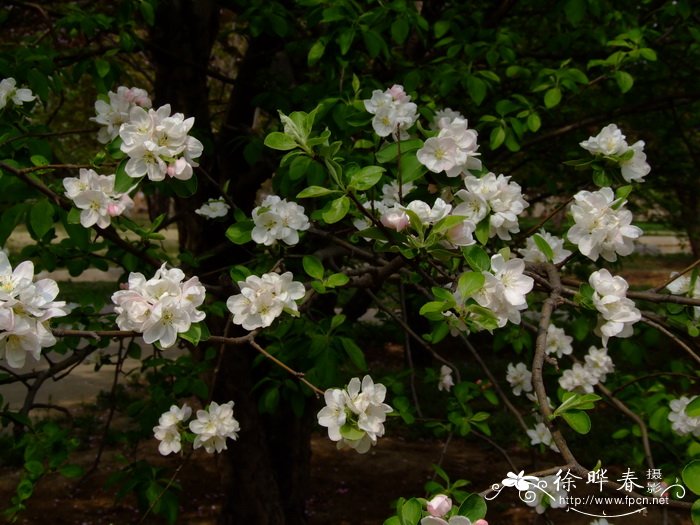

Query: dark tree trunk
(675, 185), (700, 258)
(150, 3), (312, 523)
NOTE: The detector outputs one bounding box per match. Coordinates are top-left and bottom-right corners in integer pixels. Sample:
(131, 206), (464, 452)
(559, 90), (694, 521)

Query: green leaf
(527, 112), (541, 132)
(30, 155), (49, 166)
(289, 155), (312, 180)
(171, 176), (197, 198)
(434, 20), (450, 38)
(307, 39), (326, 66)
(325, 273), (349, 287)
(114, 158), (141, 193)
(95, 58), (110, 78)
(400, 498), (422, 525)
(225, 220), (254, 244)
(375, 139), (423, 163)
(684, 460), (700, 496)
(58, 464), (84, 479)
(489, 126), (506, 150)
(339, 423), (365, 441)
(29, 199), (54, 239)
(338, 28), (356, 55)
(340, 337), (367, 371)
(615, 71), (634, 93)
(561, 410), (591, 434)
(457, 493), (487, 520)
(467, 75), (487, 105)
(564, 0), (587, 25)
(321, 195), (350, 224)
(686, 397), (700, 418)
(349, 165), (385, 191)
(179, 323), (203, 345)
(303, 255), (324, 280)
(463, 245), (491, 272)
(391, 18), (409, 44)
(692, 499), (700, 525)
(640, 47), (657, 61)
(532, 233), (554, 262)
(475, 217), (490, 245)
(264, 132), (298, 151)
(457, 271), (485, 299)
(615, 184), (633, 201)
(139, 0), (155, 25)
(297, 186), (340, 199)
(544, 87), (562, 108)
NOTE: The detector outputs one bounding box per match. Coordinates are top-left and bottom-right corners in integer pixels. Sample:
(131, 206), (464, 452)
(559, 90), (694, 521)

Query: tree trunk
(675, 185), (700, 258)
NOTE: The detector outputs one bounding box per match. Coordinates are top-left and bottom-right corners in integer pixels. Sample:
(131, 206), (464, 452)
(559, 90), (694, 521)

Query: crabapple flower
(195, 198), (230, 219)
(519, 230), (572, 264)
(666, 272), (700, 318)
(380, 207), (410, 231)
(438, 365), (454, 392)
(420, 517), (474, 525)
(473, 255), (533, 328)
(119, 104), (203, 181)
(251, 195), (310, 246)
(0, 77), (35, 110)
(584, 346), (614, 382)
(668, 396), (700, 438)
(432, 107), (465, 129)
(426, 494), (452, 517)
(91, 86), (152, 143)
(580, 124), (628, 156)
(589, 269), (640, 346)
(526, 422), (559, 452)
(620, 140), (651, 183)
(153, 404), (192, 456)
(363, 84), (418, 139)
(559, 363), (598, 394)
(226, 271), (305, 331)
(0, 252), (68, 368)
(111, 264), (206, 348)
(63, 168), (134, 228)
(317, 375), (392, 454)
(567, 187), (642, 262)
(418, 116), (481, 177)
(506, 362), (532, 396)
(545, 324), (573, 358)
(189, 401), (241, 453)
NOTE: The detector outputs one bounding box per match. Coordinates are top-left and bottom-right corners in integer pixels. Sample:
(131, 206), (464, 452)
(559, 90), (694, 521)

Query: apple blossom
(544, 324), (573, 358)
(506, 362), (532, 396)
(153, 404), (192, 456)
(64, 169), (134, 228)
(438, 365), (454, 392)
(579, 124), (628, 156)
(91, 86), (152, 143)
(519, 230), (572, 264)
(462, 173), (529, 240)
(526, 422), (559, 452)
(620, 140), (651, 183)
(420, 516), (473, 525)
(668, 396), (700, 438)
(363, 84), (418, 139)
(195, 198), (230, 219)
(558, 363), (598, 394)
(189, 401), (241, 453)
(251, 195), (310, 246)
(427, 494), (452, 517)
(666, 272), (700, 318)
(589, 269), (640, 346)
(0, 77), (35, 110)
(380, 207), (410, 232)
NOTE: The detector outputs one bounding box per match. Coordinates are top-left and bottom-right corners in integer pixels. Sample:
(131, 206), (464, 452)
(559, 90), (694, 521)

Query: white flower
(405, 198), (452, 225)
(506, 362), (532, 396)
(380, 207), (410, 232)
(363, 84), (418, 139)
(317, 375), (392, 454)
(0, 77), (35, 110)
(580, 124), (628, 156)
(589, 519), (610, 525)
(668, 396), (700, 438)
(620, 140), (650, 183)
(63, 168), (134, 229)
(545, 324), (573, 358)
(567, 187), (642, 262)
(462, 173), (529, 240)
(153, 404), (192, 456)
(195, 198), (230, 219)
(189, 401), (241, 453)
(417, 136), (462, 173)
(251, 195), (310, 246)
(519, 230), (572, 264)
(559, 363), (598, 394)
(111, 265), (206, 348)
(432, 107), (465, 129)
(524, 474), (567, 514)
(417, 117), (481, 177)
(589, 269), (640, 346)
(420, 516), (474, 525)
(226, 271), (305, 331)
(490, 255), (533, 308)
(91, 86), (152, 144)
(438, 365), (454, 392)
(666, 272), (700, 318)
(526, 422), (559, 452)
(426, 494), (452, 517)
(584, 346), (614, 382)
(381, 181), (415, 206)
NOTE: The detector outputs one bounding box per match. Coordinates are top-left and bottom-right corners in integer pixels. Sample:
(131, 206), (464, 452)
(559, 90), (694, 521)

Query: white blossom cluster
(526, 422), (559, 452)
(91, 86), (152, 144)
(0, 77), (35, 110)
(226, 271), (305, 331)
(119, 104), (203, 182)
(567, 187), (642, 262)
(454, 172), (529, 240)
(111, 265), (206, 348)
(666, 272), (700, 318)
(195, 198), (230, 219)
(559, 346), (614, 393)
(0, 253), (68, 368)
(545, 324), (573, 358)
(63, 168), (134, 228)
(251, 195), (310, 246)
(317, 375), (392, 453)
(352, 181), (416, 232)
(589, 269), (640, 346)
(417, 114), (482, 177)
(153, 401), (240, 455)
(580, 124), (651, 183)
(519, 230), (572, 265)
(473, 254), (534, 327)
(506, 362), (532, 396)
(363, 84), (418, 139)
(667, 396), (700, 438)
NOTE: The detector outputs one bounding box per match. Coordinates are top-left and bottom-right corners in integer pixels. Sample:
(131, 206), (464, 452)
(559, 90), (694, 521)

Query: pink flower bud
(380, 209), (409, 232)
(473, 520), (488, 525)
(388, 84), (408, 102)
(106, 203), (121, 217)
(426, 494), (452, 517)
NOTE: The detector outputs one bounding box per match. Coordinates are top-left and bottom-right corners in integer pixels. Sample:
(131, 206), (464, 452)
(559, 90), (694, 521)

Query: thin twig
(248, 339), (324, 396)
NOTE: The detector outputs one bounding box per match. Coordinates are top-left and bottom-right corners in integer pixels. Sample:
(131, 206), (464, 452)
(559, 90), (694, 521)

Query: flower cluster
(0, 253), (68, 368)
(558, 346), (614, 393)
(226, 271), (305, 330)
(526, 422), (558, 452)
(417, 114), (482, 177)
(0, 78), (35, 110)
(317, 375), (393, 454)
(668, 396), (700, 438)
(363, 84), (418, 139)
(195, 198), (230, 219)
(567, 187), (642, 262)
(91, 86), (152, 144)
(473, 254), (534, 327)
(666, 272), (700, 318)
(580, 124), (651, 183)
(589, 269), (640, 346)
(119, 104), (203, 181)
(545, 324), (573, 358)
(506, 362), (532, 396)
(111, 265), (206, 348)
(251, 195), (310, 246)
(455, 173), (529, 240)
(519, 230), (572, 265)
(153, 401), (240, 455)
(63, 168), (134, 228)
